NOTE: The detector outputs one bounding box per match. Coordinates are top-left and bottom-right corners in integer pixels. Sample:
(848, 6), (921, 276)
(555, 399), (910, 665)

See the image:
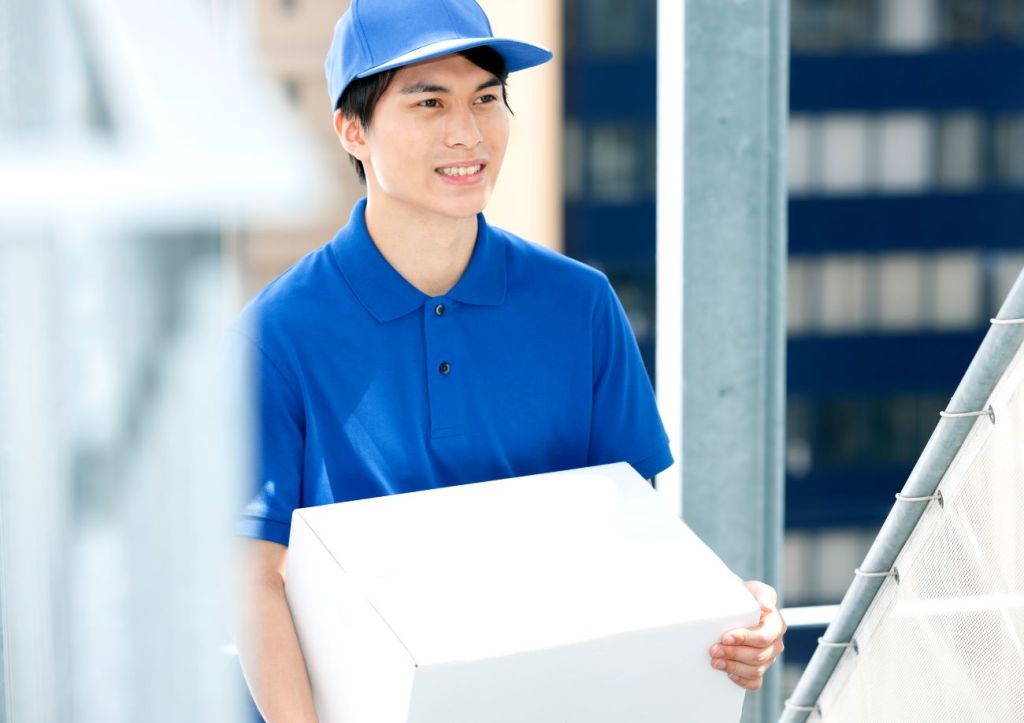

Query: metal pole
(658, 1), (789, 721)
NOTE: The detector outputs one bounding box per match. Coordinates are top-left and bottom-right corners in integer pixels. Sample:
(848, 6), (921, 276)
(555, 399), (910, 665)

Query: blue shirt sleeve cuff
(630, 444), (675, 481)
(236, 516), (291, 547)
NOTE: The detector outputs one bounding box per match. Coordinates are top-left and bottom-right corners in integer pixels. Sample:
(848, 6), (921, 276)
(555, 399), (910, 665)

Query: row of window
(564, 121), (656, 202)
(788, 249), (1024, 335)
(565, 111), (1024, 203)
(565, 0), (1024, 57)
(789, 112), (1024, 196)
(564, 0), (656, 57)
(787, 392), (951, 474)
(793, 0), (1024, 53)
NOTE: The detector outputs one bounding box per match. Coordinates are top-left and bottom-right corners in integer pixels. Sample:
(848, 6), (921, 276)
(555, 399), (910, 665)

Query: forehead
(389, 52), (496, 89)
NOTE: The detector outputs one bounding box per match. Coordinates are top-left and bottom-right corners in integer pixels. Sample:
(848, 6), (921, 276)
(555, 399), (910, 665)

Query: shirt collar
(330, 197), (507, 323)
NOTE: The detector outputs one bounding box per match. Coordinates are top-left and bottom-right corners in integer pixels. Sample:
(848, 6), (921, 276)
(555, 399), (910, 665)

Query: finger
(710, 643), (779, 667)
(743, 580), (778, 611)
(710, 656), (765, 681)
(728, 673), (763, 691)
(722, 607), (786, 647)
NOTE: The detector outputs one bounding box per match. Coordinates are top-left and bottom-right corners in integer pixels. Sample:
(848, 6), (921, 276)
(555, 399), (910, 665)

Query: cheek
(368, 123), (434, 184)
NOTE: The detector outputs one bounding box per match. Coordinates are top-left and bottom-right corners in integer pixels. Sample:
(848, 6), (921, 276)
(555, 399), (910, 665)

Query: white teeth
(438, 164), (481, 177)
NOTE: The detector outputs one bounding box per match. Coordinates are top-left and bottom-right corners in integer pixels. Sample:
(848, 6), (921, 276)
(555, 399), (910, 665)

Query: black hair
(335, 45), (512, 185)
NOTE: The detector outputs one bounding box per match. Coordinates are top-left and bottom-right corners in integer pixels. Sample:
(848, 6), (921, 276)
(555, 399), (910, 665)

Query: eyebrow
(399, 77), (502, 95)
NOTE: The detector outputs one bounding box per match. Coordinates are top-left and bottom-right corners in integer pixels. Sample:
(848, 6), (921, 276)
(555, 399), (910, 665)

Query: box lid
(294, 462), (757, 666)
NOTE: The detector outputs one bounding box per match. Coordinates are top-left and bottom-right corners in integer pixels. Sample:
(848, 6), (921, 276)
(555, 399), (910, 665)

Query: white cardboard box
(285, 462), (760, 723)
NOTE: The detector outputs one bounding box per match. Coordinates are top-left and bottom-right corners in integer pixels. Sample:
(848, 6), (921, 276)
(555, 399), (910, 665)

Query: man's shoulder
(490, 224), (610, 297)
(232, 241), (341, 347)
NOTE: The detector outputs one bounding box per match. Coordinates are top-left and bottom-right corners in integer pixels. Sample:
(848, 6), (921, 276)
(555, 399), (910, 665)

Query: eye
(475, 94), (498, 104)
(418, 98), (441, 108)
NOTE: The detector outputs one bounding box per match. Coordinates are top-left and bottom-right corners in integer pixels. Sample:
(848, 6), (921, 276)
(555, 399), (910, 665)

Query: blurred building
(782, 0), (1024, 686)
(560, 0), (1024, 695)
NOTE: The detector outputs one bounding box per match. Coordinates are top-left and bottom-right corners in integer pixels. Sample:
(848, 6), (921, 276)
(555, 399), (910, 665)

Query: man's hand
(708, 580), (786, 691)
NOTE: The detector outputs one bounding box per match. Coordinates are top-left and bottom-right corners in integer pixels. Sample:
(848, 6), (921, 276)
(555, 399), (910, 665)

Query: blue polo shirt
(232, 197), (673, 546)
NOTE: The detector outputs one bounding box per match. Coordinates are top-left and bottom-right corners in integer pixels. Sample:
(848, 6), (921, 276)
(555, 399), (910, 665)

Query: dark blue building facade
(562, 0), (1024, 690)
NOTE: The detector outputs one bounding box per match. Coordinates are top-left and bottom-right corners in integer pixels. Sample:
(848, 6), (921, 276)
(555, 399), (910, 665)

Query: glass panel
(876, 113), (932, 192)
(992, 0), (1024, 43)
(877, 253), (925, 330)
(819, 396), (871, 465)
(573, 0), (656, 55)
(937, 112), (983, 190)
(563, 120), (585, 200)
(821, 114), (870, 193)
(791, 0), (876, 52)
(787, 396), (814, 476)
(818, 529), (876, 600)
(788, 116), (814, 194)
(930, 251), (982, 330)
(878, 0), (938, 50)
(820, 254), (871, 332)
(939, 0), (986, 45)
(994, 114), (1024, 186)
(991, 251), (1024, 314)
(587, 123), (655, 202)
(787, 257), (815, 334)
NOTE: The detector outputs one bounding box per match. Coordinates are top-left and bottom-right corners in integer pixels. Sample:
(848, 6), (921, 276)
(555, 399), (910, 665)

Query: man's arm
(233, 539), (320, 723)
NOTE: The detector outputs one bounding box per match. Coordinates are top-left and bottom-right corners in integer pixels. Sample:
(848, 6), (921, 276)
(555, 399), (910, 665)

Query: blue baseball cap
(325, 0), (554, 111)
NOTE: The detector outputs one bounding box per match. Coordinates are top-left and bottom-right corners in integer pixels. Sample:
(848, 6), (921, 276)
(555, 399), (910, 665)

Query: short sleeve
(228, 329), (305, 546)
(588, 278), (674, 480)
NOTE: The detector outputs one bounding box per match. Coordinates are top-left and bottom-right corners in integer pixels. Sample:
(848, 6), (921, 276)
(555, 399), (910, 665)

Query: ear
(334, 109), (369, 163)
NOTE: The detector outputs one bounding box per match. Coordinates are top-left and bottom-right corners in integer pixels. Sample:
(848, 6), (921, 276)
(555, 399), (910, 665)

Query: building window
(791, 0), (876, 52)
(820, 114), (870, 193)
(563, 120), (585, 201)
(938, 0), (986, 45)
(878, 0), (939, 50)
(787, 257), (817, 334)
(936, 112), (984, 190)
(929, 251), (982, 330)
(820, 254), (871, 332)
(991, 251), (1024, 313)
(566, 0), (656, 56)
(992, 0), (1024, 43)
(587, 123), (655, 202)
(788, 116), (816, 194)
(877, 254), (926, 331)
(994, 114), (1024, 187)
(877, 114), (932, 192)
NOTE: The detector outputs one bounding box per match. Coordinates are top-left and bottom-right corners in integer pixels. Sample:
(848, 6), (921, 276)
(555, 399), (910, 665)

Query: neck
(363, 193), (478, 298)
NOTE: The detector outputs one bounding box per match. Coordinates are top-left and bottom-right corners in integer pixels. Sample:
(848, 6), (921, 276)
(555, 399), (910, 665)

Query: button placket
(423, 298), (464, 438)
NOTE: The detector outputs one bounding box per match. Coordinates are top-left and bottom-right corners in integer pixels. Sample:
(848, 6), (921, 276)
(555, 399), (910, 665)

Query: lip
(434, 159), (487, 185)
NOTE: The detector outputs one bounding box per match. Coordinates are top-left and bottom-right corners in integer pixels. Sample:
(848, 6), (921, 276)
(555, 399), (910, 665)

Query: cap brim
(354, 36), (553, 79)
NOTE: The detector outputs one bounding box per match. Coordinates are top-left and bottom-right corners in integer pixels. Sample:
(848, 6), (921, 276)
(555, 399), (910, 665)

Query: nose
(444, 105), (483, 149)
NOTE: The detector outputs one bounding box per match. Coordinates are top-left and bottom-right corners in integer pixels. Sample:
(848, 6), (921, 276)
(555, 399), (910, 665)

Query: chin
(435, 191), (490, 219)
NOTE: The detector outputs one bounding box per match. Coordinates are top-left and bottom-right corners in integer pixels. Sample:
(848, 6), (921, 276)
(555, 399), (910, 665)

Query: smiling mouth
(435, 163), (485, 177)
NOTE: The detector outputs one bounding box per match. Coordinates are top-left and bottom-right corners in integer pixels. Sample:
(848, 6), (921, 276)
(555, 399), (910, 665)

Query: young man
(232, 0), (785, 719)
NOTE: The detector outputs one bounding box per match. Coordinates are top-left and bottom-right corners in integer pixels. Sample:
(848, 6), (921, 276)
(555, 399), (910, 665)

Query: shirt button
(438, 361), (451, 375)
(434, 303), (446, 316)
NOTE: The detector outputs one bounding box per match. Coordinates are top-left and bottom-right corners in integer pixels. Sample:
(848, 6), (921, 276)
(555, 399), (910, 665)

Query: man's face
(357, 53), (510, 220)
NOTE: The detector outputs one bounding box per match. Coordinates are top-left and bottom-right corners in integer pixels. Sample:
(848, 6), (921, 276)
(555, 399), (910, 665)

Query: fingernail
(713, 660), (727, 670)
(729, 673), (740, 681)
(711, 646), (725, 658)
(723, 634), (736, 645)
